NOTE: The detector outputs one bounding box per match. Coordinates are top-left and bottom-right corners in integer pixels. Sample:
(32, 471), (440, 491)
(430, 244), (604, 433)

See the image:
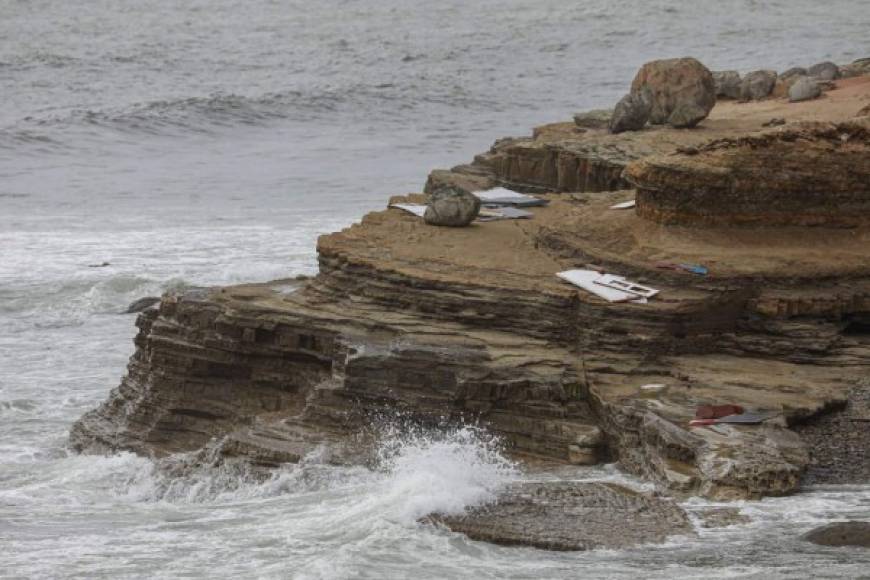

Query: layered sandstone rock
(71, 68), (870, 551)
(625, 118), (870, 227)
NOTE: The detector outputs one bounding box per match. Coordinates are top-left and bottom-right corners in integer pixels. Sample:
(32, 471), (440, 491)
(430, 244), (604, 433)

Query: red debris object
(695, 404), (744, 420)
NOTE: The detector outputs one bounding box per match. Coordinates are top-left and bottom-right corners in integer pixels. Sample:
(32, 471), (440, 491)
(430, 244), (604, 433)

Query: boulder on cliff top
(630, 57), (716, 126)
(624, 118), (870, 227)
(808, 61), (840, 81)
(712, 70), (742, 99)
(803, 522), (870, 548)
(609, 91), (651, 133)
(840, 57), (870, 78)
(788, 77), (822, 102)
(424, 185), (481, 227)
(573, 109), (612, 130)
(432, 482), (693, 551)
(740, 70), (778, 100)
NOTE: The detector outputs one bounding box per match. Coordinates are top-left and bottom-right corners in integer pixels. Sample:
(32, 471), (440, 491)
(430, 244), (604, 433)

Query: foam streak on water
(2, 0), (870, 577)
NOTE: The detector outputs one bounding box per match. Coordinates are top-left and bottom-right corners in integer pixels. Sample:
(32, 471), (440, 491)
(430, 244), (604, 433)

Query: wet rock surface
(796, 382), (870, 485)
(803, 522), (870, 547)
(124, 296), (161, 314)
(433, 482), (693, 551)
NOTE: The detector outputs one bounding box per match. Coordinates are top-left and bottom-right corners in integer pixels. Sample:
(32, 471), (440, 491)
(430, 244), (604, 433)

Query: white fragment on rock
(609, 199), (636, 209)
(389, 203), (427, 217)
(594, 274), (659, 298)
(556, 269), (650, 303)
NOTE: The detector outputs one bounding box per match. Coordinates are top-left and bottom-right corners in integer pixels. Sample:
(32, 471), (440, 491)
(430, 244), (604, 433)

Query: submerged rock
(789, 77), (822, 102)
(803, 522), (870, 547)
(712, 70), (742, 99)
(125, 296), (161, 313)
(433, 482), (693, 551)
(424, 186), (480, 227)
(740, 70), (777, 100)
(609, 91), (651, 133)
(630, 57), (716, 126)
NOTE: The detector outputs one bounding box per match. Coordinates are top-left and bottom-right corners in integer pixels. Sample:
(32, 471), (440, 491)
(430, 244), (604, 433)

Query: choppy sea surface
(2, 1), (869, 578)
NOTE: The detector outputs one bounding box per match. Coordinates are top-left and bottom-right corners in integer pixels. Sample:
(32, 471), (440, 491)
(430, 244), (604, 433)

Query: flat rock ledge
(70, 70), (870, 524)
(430, 482), (693, 551)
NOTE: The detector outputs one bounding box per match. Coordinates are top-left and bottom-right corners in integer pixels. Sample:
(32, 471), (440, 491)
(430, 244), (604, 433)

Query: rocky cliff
(72, 70), (870, 548)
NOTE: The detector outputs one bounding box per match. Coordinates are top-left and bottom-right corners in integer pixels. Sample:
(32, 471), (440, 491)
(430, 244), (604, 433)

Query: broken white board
(474, 187), (548, 207)
(556, 270), (648, 303)
(595, 274), (659, 298)
(389, 203), (427, 217)
(477, 207), (534, 221)
(609, 199), (636, 210)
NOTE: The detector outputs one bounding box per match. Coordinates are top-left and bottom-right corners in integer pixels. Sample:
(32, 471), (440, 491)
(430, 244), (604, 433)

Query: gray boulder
(125, 296), (160, 314)
(630, 57), (716, 126)
(424, 186), (480, 227)
(803, 522), (870, 548)
(780, 67), (808, 81)
(808, 61), (840, 81)
(712, 70), (742, 99)
(840, 57), (870, 78)
(788, 77), (822, 102)
(740, 70), (777, 100)
(573, 109), (612, 130)
(667, 102), (708, 128)
(609, 91), (651, 133)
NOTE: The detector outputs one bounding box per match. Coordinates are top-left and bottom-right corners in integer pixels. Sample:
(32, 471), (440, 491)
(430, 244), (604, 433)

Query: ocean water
(2, 0), (869, 578)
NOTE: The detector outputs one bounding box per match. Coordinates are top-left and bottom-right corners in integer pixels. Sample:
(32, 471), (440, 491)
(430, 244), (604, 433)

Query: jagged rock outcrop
(433, 482), (693, 550)
(72, 68), (870, 540)
(630, 57), (716, 127)
(625, 118), (870, 227)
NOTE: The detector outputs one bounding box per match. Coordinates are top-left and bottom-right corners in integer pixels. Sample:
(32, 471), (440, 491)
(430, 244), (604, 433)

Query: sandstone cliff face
(72, 77), (870, 521)
(625, 119), (870, 227)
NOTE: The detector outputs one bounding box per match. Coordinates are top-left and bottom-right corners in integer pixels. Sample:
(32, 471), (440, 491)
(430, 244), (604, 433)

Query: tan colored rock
(630, 57), (716, 126)
(626, 118), (870, 227)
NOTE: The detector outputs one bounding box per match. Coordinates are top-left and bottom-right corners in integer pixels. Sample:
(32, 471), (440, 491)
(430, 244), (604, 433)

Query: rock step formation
(625, 118), (870, 227)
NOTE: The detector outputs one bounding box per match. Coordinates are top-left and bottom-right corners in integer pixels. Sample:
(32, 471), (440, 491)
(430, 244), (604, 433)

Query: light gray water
(2, 1), (869, 578)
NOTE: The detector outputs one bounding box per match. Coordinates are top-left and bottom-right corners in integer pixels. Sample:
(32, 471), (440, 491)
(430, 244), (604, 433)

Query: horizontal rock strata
(72, 71), (870, 541)
(625, 119), (870, 227)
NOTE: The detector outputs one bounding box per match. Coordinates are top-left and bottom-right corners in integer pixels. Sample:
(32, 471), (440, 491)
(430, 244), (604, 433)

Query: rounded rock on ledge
(802, 521), (870, 548)
(424, 185), (481, 227)
(740, 70), (777, 100)
(609, 90), (651, 133)
(712, 70), (742, 99)
(807, 61), (840, 81)
(788, 77), (822, 102)
(667, 102), (709, 128)
(630, 57), (716, 126)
